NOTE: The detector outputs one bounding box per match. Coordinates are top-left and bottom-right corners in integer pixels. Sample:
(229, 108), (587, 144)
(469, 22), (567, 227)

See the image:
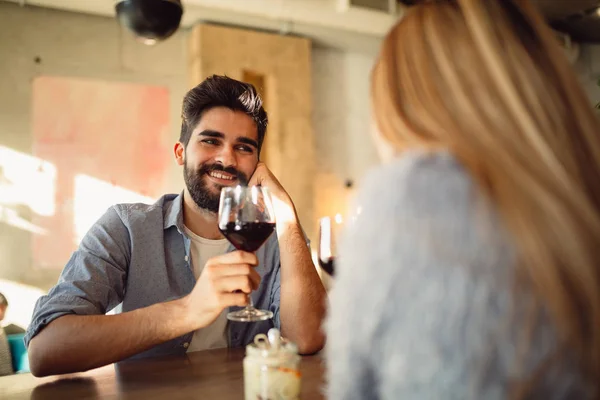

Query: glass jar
(244, 328), (301, 400)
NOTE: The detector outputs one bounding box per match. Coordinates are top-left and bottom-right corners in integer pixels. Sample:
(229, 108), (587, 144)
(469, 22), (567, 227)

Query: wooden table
(0, 348), (326, 399)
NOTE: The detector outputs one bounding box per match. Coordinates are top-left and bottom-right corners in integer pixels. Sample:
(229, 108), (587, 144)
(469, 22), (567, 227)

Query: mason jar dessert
(244, 328), (301, 400)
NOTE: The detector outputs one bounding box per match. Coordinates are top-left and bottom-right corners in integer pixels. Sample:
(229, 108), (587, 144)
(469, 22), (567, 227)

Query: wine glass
(317, 214), (343, 277)
(218, 185), (276, 322)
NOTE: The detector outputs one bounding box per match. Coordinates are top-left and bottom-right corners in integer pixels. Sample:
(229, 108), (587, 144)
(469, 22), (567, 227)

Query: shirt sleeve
(269, 243), (281, 329)
(325, 151), (543, 400)
(24, 206), (131, 347)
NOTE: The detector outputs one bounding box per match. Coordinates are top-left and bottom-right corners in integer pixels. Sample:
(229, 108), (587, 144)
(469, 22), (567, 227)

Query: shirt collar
(163, 191), (185, 231)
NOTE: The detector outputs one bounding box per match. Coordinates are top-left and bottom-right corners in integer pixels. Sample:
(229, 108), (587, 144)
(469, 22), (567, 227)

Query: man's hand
(248, 162), (326, 354)
(181, 251), (261, 330)
(249, 162), (298, 231)
(27, 251), (262, 377)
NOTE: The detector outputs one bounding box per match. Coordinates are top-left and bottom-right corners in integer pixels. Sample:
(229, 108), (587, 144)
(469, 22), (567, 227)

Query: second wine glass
(317, 214), (343, 277)
(218, 185), (276, 322)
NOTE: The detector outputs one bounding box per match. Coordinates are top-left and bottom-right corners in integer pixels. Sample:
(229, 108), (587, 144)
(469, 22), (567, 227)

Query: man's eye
(202, 139), (218, 145)
(237, 145), (253, 153)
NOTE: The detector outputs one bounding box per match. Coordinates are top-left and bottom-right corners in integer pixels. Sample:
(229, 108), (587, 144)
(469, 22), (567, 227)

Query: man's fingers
(214, 275), (257, 294)
(205, 264), (261, 289)
(207, 251), (258, 266)
(207, 263), (254, 278)
(248, 163), (266, 187)
(218, 292), (249, 308)
(248, 268), (261, 290)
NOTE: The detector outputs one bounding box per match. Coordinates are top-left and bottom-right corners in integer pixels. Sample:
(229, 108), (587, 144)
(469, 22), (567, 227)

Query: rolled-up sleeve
(269, 262), (281, 329)
(267, 234), (282, 329)
(24, 206), (130, 347)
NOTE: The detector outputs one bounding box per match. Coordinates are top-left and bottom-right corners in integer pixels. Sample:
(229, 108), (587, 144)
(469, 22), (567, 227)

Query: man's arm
(28, 299), (192, 376)
(277, 220), (327, 354)
(249, 163), (327, 354)
(28, 240), (259, 377)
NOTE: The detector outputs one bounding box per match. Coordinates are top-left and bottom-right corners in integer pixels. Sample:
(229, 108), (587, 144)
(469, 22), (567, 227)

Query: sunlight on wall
(0, 279), (46, 330)
(30, 76), (170, 269)
(0, 205), (47, 235)
(0, 146), (56, 217)
(73, 174), (155, 243)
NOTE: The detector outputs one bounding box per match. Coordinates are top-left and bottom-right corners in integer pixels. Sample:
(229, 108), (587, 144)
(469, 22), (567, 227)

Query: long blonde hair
(372, 0), (600, 394)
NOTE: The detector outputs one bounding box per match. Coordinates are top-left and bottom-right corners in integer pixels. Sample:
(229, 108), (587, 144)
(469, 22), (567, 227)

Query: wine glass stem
(245, 293), (254, 310)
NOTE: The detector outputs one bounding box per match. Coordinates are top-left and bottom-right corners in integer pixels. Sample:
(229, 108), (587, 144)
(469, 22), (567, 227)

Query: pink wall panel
(31, 76), (171, 269)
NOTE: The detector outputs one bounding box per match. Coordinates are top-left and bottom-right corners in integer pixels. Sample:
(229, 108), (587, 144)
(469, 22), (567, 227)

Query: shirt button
(184, 255), (189, 262)
(183, 342), (189, 348)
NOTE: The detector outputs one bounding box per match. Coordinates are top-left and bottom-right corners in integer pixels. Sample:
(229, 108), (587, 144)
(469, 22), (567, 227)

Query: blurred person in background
(326, 0), (600, 399)
(0, 292), (25, 336)
(0, 293), (14, 376)
(0, 293), (7, 324)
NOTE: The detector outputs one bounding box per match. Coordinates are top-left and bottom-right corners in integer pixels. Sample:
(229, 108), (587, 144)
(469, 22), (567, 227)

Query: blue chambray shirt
(24, 193), (281, 359)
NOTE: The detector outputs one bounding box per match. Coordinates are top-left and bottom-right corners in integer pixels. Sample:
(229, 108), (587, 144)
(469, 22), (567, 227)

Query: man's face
(0, 305), (6, 322)
(176, 107), (260, 213)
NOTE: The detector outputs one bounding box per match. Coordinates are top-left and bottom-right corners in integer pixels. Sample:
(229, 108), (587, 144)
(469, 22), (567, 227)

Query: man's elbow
(27, 333), (71, 377)
(29, 358), (51, 378)
(296, 331), (325, 355)
(28, 338), (53, 377)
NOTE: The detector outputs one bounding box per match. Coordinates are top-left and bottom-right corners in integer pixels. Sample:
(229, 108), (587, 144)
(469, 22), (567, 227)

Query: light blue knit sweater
(325, 151), (592, 399)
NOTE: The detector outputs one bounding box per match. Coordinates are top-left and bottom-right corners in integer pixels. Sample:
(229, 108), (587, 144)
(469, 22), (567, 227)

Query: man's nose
(214, 145), (236, 168)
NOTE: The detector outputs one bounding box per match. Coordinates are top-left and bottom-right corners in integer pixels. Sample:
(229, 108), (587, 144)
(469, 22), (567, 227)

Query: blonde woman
(326, 0), (600, 399)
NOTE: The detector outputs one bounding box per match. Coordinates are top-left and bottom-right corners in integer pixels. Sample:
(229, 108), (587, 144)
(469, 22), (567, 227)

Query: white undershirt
(184, 225), (231, 353)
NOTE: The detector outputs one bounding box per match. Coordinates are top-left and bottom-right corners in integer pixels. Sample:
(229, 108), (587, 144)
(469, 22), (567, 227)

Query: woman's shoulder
(340, 150), (590, 400)
(355, 150), (482, 228)
(347, 149), (513, 286)
(359, 150), (471, 201)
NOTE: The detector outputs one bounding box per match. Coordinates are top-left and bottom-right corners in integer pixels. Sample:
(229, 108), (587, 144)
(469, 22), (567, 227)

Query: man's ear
(174, 142), (185, 166)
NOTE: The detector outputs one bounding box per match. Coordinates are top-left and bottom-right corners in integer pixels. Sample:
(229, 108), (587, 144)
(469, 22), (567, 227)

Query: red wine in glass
(318, 257), (335, 276)
(219, 222), (275, 252)
(318, 215), (342, 277)
(218, 185), (276, 322)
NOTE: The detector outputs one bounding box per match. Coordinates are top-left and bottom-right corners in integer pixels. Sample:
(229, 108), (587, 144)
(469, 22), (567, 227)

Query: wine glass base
(227, 307), (273, 322)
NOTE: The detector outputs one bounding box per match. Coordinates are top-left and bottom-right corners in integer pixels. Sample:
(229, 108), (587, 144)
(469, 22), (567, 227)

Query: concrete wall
(312, 46), (378, 220)
(0, 3), (188, 294)
(0, 2), (379, 298)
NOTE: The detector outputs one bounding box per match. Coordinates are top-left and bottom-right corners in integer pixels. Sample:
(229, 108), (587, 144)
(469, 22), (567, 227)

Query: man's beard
(184, 161), (249, 213)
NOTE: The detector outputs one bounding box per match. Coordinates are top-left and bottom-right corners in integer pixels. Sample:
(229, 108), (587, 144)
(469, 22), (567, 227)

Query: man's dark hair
(0, 293), (7, 307)
(179, 75), (268, 153)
